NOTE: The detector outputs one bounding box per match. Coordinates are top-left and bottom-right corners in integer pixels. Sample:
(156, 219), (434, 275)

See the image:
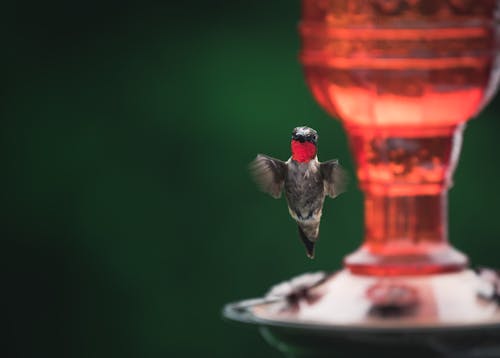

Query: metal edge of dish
(222, 298), (500, 334)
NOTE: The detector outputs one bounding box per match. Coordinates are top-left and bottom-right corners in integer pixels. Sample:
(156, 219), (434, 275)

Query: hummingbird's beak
(292, 134), (306, 143)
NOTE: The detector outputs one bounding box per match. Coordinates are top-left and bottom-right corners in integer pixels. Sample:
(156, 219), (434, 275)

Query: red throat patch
(291, 140), (317, 162)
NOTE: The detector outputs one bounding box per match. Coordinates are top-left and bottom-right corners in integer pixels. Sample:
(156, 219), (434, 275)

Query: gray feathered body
(285, 158), (324, 256)
(285, 158), (324, 221)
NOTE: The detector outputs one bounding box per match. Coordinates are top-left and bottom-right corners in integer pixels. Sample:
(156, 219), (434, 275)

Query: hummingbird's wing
(320, 159), (347, 199)
(250, 154), (287, 199)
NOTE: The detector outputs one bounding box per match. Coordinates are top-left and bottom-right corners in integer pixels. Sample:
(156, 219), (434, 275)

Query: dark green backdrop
(3, 1), (500, 357)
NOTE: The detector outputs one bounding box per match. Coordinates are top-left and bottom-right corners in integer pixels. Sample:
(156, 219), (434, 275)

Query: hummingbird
(251, 126), (346, 258)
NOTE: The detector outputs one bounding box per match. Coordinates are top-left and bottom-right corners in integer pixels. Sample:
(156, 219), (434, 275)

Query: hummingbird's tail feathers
(297, 222), (320, 259)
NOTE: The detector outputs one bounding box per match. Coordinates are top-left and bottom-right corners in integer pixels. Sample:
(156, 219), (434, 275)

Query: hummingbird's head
(291, 126), (318, 163)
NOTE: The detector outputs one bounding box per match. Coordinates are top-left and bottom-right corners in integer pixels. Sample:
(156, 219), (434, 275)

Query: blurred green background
(2, 0), (500, 357)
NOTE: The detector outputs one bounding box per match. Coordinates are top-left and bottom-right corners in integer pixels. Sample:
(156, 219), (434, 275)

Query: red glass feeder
(301, 0), (500, 276)
(224, 1), (500, 356)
